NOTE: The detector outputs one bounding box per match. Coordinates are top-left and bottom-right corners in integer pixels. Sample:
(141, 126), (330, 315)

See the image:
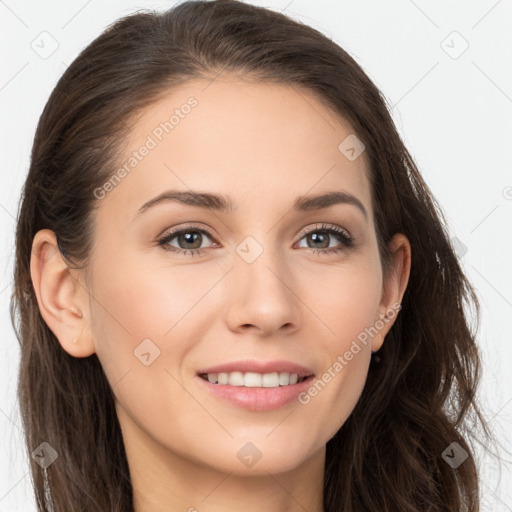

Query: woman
(10, 1), (493, 510)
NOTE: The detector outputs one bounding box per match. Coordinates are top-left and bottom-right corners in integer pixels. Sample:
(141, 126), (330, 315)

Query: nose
(224, 240), (301, 337)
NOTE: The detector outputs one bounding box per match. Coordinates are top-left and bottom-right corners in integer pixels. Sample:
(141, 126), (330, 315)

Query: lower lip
(196, 375), (315, 411)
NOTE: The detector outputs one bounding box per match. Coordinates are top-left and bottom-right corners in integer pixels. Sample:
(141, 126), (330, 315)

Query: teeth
(245, 372), (262, 387)
(262, 372), (279, 387)
(228, 371), (244, 386)
(201, 371), (306, 387)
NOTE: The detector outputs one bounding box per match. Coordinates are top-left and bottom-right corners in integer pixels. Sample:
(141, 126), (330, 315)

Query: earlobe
(372, 233), (411, 353)
(30, 229), (95, 358)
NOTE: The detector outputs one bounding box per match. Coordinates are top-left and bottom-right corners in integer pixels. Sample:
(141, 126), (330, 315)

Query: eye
(157, 225), (217, 257)
(157, 222), (354, 257)
(296, 223), (353, 255)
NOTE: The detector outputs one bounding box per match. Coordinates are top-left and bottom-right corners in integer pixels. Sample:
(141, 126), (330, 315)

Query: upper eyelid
(161, 224), (216, 241)
(296, 223), (351, 239)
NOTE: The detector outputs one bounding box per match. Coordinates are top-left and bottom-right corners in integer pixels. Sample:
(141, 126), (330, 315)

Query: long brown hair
(10, 1), (495, 510)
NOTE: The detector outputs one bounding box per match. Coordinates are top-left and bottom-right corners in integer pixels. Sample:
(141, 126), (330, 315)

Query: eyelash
(157, 223), (354, 257)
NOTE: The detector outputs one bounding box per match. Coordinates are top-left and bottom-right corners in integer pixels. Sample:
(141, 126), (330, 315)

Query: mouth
(194, 360), (316, 410)
(195, 369), (316, 411)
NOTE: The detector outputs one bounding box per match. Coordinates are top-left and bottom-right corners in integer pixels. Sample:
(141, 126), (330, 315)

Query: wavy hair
(10, 1), (495, 510)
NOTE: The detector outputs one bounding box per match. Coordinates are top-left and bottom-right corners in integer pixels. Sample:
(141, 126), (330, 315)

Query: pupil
(310, 232), (328, 248)
(181, 232), (201, 249)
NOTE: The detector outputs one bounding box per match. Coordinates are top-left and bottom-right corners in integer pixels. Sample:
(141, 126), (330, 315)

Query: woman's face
(46, 75), (409, 476)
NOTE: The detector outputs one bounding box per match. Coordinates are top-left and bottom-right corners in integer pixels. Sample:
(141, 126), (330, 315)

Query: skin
(30, 74), (411, 512)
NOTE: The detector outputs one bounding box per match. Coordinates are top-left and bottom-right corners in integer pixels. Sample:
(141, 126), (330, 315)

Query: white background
(1, 0), (511, 510)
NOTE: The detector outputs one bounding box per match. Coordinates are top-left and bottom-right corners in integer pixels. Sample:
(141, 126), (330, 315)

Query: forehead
(97, 74), (372, 222)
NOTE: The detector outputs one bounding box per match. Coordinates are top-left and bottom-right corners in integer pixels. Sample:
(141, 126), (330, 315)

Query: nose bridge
(236, 233), (287, 292)
(225, 231), (299, 332)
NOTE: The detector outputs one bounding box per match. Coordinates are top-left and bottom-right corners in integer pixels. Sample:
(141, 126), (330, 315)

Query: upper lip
(197, 359), (315, 378)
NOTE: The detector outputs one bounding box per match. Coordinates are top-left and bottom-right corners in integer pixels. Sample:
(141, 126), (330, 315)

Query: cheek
(297, 257), (382, 343)
(292, 259), (382, 437)
(89, 251), (212, 347)
(86, 256), (201, 444)
(85, 253), (181, 388)
(299, 349), (370, 452)
(87, 251), (226, 407)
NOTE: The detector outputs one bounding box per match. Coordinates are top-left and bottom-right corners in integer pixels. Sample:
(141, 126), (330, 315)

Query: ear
(30, 229), (95, 358)
(371, 233), (411, 352)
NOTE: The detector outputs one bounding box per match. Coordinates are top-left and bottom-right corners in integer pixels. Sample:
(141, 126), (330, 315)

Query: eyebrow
(135, 189), (368, 219)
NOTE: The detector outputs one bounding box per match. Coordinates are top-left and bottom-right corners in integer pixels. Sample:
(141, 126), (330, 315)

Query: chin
(188, 433), (322, 476)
